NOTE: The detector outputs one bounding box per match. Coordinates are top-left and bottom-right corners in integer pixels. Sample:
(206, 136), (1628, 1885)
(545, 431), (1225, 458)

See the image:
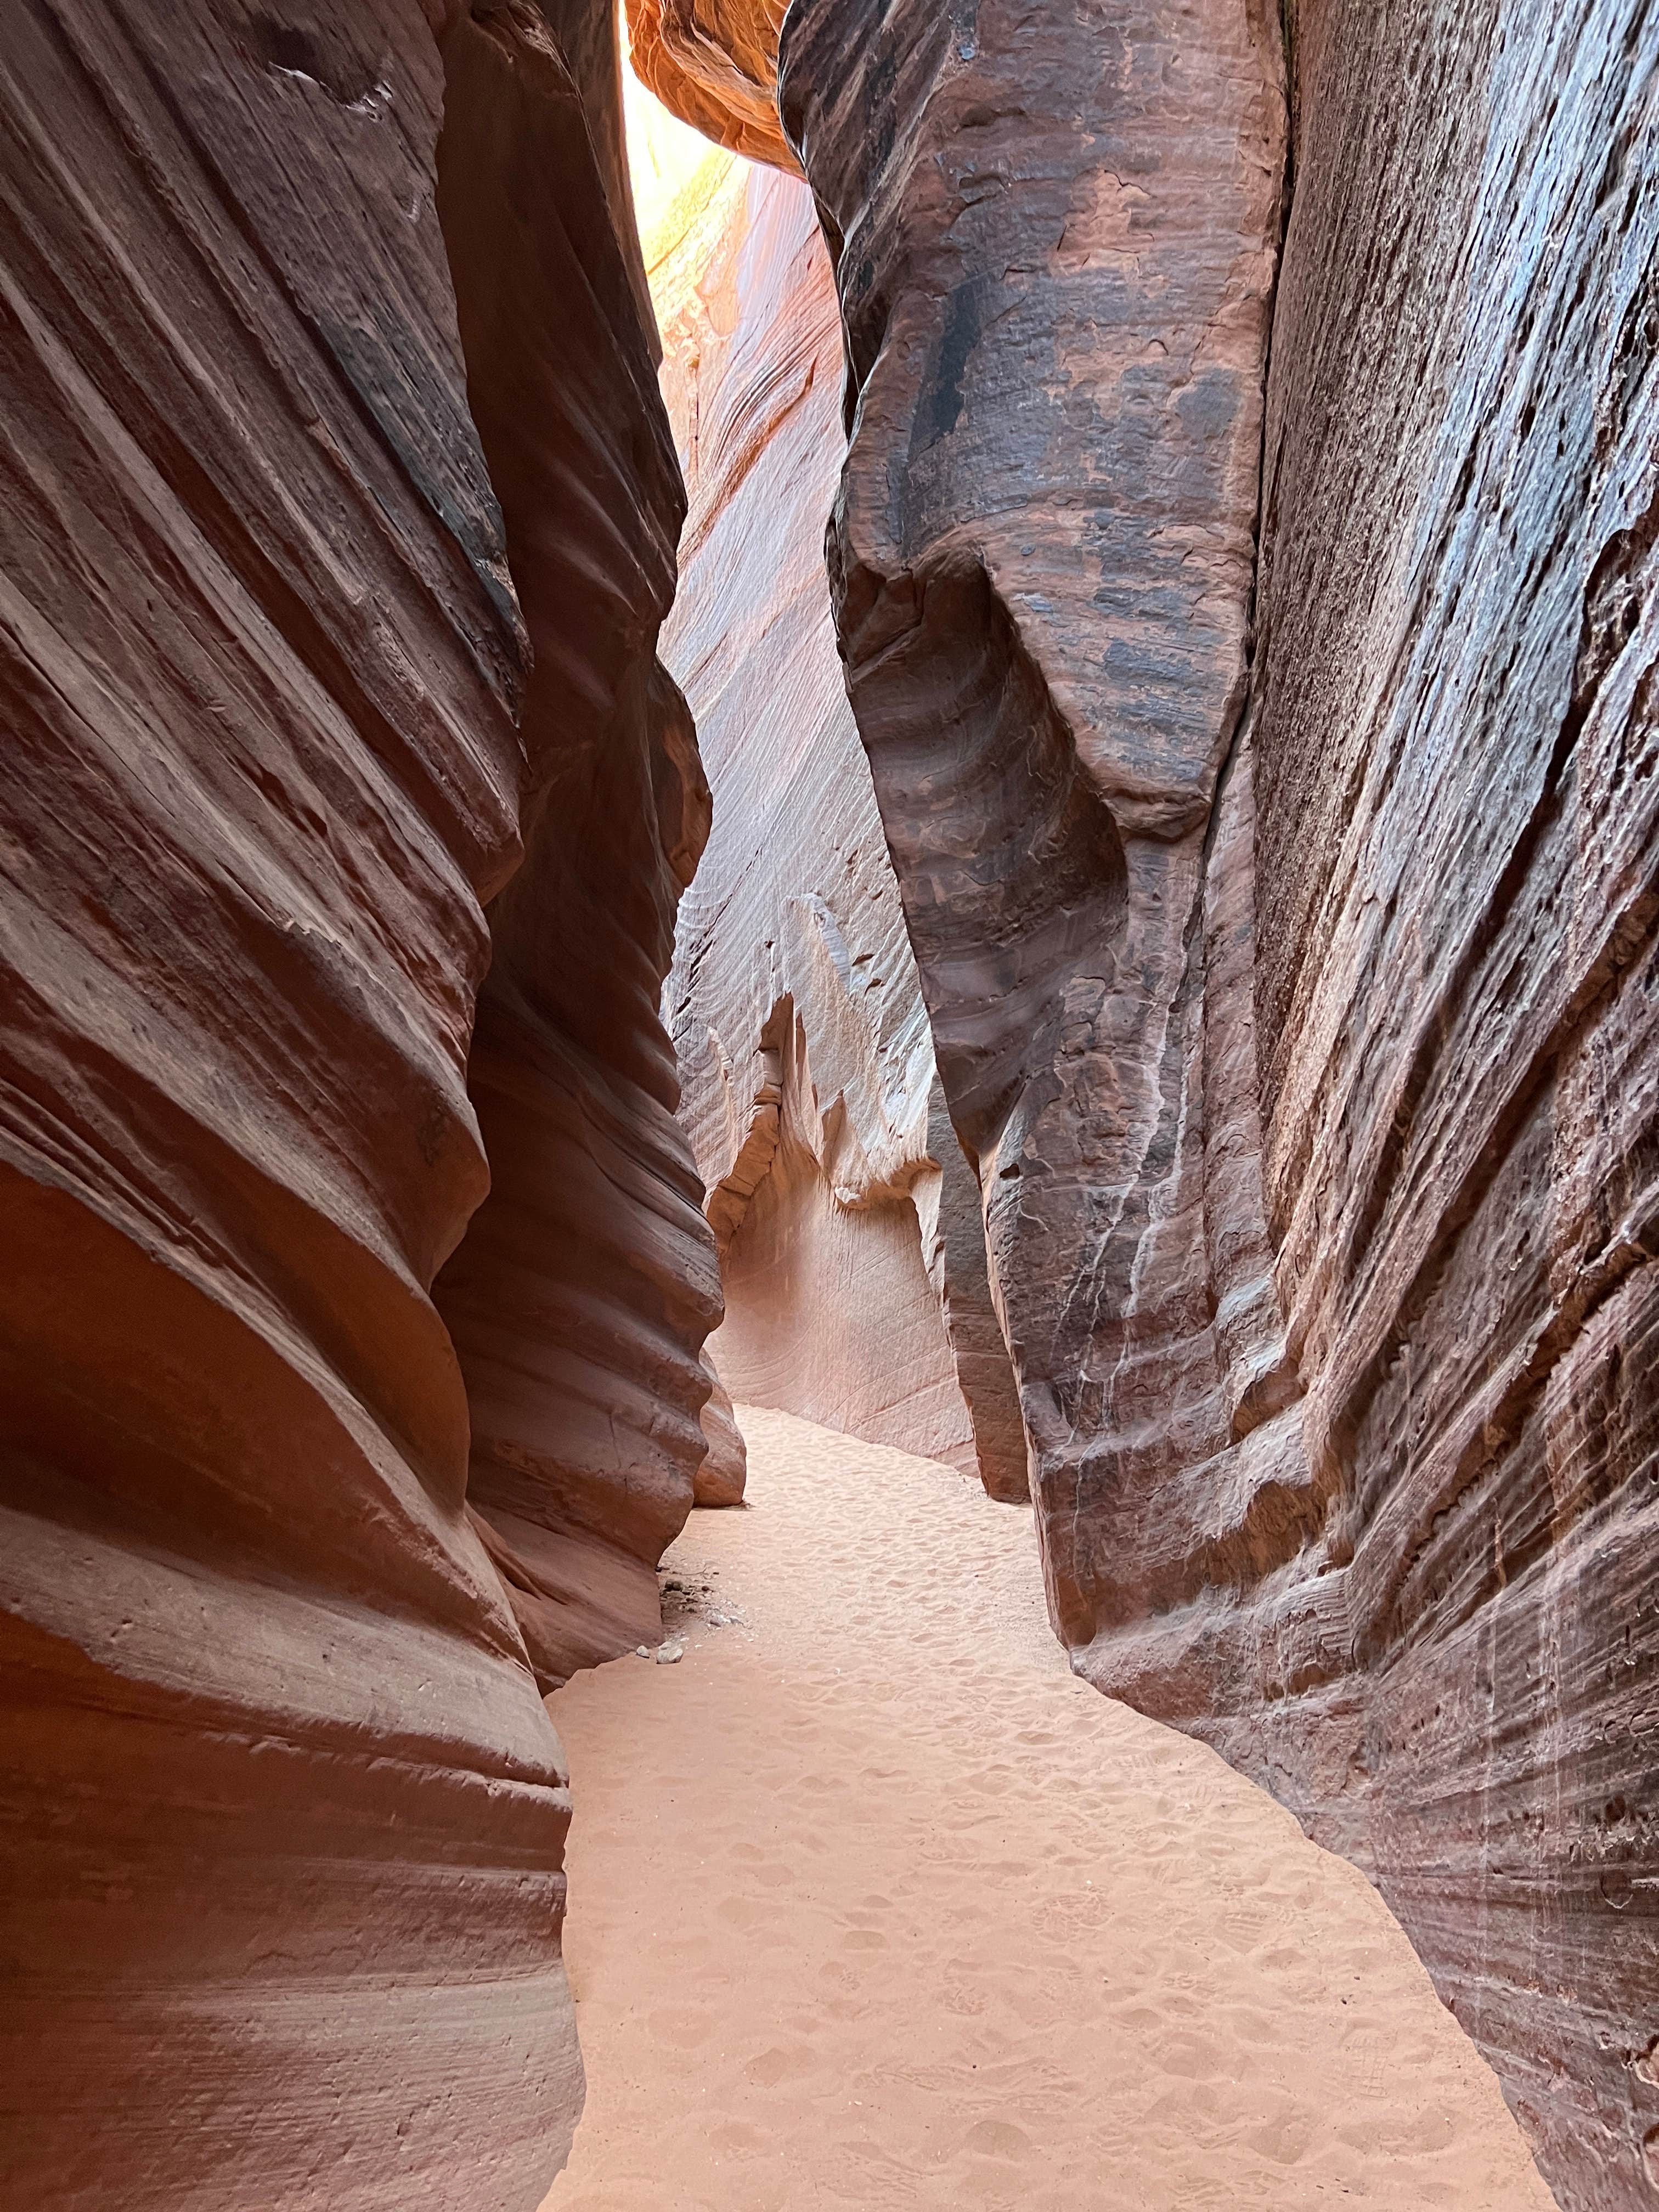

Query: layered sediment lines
(431, 4), (721, 1692)
(653, 155), (1024, 1494)
(776, 0), (1290, 1652)
(0, 2), (713, 2203)
(644, 2), (1659, 2202)
(626, 0), (795, 172)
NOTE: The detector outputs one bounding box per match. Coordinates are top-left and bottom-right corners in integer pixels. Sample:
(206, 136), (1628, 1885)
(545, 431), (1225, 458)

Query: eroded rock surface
(652, 153), (1024, 1494)
(641, 0), (1659, 2202)
(625, 0), (794, 172)
(1, 1), (712, 2202)
(1227, 5), (1659, 2198)
(431, 2), (721, 1692)
(777, 0), (1289, 1643)
(694, 1355), (748, 1506)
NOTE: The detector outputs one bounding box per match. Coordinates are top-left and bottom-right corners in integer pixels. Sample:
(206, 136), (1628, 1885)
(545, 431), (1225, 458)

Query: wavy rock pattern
(431, 2), (721, 1692)
(694, 1355), (748, 1506)
(1231, 5), (1659, 2199)
(776, 0), (1291, 1633)
(644, 0), (1658, 2202)
(625, 0), (794, 173)
(0, 1), (712, 2202)
(654, 155), (1024, 1494)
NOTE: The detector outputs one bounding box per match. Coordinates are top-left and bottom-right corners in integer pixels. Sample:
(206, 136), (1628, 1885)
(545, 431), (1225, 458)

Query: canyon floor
(540, 1407), (1553, 2211)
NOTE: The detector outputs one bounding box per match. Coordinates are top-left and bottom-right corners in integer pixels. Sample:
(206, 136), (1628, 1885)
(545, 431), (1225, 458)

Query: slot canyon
(0, 2), (1655, 2209)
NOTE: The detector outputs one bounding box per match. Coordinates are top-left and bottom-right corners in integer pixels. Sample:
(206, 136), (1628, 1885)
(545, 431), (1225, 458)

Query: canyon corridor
(1, 3), (1656, 2208)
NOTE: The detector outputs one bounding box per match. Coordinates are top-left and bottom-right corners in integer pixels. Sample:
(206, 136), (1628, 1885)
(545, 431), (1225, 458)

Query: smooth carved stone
(777, 0), (1289, 1605)
(653, 154), (1024, 1494)
(0, 0), (710, 2203)
(709, 1080), (989, 1471)
(766, 3), (1658, 2207)
(1222, 4), (1659, 2200)
(431, 1), (721, 1695)
(920, 1080), (1031, 1505)
(625, 0), (797, 173)
(695, 1356), (748, 1506)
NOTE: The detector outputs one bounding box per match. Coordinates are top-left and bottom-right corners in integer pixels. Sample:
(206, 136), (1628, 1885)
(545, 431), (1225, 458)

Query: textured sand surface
(542, 1407), (1552, 2210)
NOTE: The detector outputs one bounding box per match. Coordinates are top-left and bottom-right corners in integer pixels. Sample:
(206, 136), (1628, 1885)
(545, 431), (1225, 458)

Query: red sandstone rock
(644, 1), (1659, 2202)
(431, 3), (721, 1693)
(1226, 5), (1659, 2197)
(625, 0), (795, 173)
(0, 1), (712, 2202)
(648, 153), (1024, 1493)
(921, 1080), (1030, 1504)
(777, 0), (1289, 1649)
(695, 1355), (748, 1506)
(4, 0), (1652, 2199)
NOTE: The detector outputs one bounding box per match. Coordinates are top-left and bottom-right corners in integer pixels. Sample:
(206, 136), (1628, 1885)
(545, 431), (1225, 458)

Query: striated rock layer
(431, 2), (721, 1691)
(0, 2), (713, 2204)
(777, 0), (1290, 1661)
(694, 1354), (748, 1506)
(651, 151), (1025, 1496)
(643, 0), (1659, 2202)
(1223, 5), (1659, 2198)
(625, 0), (795, 173)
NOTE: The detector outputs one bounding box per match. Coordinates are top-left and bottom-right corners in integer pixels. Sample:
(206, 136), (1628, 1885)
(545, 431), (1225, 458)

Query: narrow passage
(542, 1409), (1551, 2211)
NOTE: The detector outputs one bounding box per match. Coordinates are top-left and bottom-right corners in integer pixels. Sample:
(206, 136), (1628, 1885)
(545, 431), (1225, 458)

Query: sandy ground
(540, 1406), (1552, 2211)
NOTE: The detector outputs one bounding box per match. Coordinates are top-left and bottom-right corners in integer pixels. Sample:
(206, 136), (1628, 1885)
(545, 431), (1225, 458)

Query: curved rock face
(1232, 4), (1659, 2198)
(694, 1355), (748, 1506)
(639, 0), (1658, 2202)
(653, 153), (1025, 1495)
(777, 0), (1289, 1635)
(625, 0), (795, 173)
(1, 1), (712, 2202)
(431, 3), (721, 1692)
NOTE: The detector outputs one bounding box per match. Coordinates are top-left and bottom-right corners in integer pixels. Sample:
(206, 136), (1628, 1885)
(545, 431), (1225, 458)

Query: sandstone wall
(639, 0), (1659, 2202)
(0, 2), (713, 2203)
(1234, 5), (1659, 2197)
(651, 154), (1026, 1496)
(627, 0), (794, 171)
(431, 2), (721, 1691)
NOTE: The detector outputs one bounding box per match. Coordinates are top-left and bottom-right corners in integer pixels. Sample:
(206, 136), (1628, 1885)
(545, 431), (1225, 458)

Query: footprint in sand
(742, 2045), (814, 2086)
(961, 2119), (1032, 2161)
